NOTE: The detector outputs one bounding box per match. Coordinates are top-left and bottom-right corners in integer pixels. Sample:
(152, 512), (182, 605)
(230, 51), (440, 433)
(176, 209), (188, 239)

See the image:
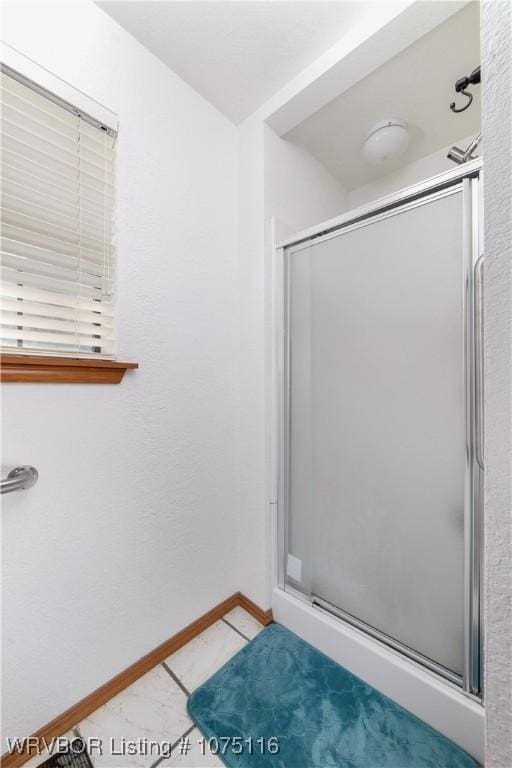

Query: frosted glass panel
(286, 190), (465, 676)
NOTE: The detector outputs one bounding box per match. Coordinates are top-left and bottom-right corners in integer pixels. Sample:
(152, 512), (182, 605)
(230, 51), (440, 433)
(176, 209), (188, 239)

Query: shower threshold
(272, 586), (484, 764)
(311, 594), (463, 690)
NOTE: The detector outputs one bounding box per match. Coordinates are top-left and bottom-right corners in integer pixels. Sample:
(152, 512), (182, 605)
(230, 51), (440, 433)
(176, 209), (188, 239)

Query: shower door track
(276, 158), (484, 701)
(311, 595), (463, 690)
(278, 158), (482, 251)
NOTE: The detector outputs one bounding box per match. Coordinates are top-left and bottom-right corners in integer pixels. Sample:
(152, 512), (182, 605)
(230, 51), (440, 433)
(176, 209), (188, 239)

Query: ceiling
(97, 1), (366, 124)
(286, 2), (481, 191)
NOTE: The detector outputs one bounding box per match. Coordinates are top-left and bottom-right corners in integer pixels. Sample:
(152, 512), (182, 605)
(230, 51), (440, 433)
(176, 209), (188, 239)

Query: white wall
(235, 121), (348, 608)
(264, 127), (347, 240)
(482, 1), (512, 764)
(1, 1), (239, 745)
(236, 118), (267, 608)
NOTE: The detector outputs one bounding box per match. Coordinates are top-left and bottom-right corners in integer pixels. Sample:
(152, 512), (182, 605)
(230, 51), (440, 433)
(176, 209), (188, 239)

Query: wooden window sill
(0, 355), (138, 383)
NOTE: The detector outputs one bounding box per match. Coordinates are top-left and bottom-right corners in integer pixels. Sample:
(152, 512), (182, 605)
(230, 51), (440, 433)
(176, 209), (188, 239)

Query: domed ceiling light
(363, 119), (409, 165)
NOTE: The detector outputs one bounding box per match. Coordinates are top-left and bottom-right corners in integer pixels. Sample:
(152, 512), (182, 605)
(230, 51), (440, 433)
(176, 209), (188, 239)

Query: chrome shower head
(447, 133), (482, 165)
(447, 146), (466, 164)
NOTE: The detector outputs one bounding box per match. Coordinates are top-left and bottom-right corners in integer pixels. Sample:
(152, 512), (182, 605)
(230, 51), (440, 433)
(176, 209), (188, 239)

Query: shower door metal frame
(275, 158), (483, 699)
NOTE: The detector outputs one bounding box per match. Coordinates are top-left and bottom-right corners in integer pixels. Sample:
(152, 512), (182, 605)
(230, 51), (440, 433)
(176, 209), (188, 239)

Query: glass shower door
(284, 185), (476, 684)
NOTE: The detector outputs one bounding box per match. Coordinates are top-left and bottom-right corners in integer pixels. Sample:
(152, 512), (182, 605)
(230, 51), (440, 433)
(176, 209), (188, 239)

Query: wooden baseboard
(2, 592), (272, 768)
(238, 592), (273, 626)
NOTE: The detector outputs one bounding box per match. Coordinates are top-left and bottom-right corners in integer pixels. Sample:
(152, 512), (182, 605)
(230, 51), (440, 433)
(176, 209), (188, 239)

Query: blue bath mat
(187, 623), (478, 768)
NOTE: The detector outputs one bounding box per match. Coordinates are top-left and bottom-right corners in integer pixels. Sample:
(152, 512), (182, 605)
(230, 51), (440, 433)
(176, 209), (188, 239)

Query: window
(0, 65), (117, 359)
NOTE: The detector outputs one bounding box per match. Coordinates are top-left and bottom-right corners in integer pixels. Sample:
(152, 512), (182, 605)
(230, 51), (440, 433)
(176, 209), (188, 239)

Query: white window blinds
(0, 66), (117, 358)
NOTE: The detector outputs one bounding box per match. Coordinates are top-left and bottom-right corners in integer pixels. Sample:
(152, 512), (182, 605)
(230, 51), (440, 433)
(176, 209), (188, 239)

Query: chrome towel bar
(1, 466), (38, 495)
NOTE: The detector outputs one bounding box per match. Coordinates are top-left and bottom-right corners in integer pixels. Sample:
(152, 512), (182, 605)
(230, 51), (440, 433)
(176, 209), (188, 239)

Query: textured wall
(482, 1), (512, 764)
(264, 126), (347, 238)
(236, 120), (350, 609)
(1, 1), (239, 744)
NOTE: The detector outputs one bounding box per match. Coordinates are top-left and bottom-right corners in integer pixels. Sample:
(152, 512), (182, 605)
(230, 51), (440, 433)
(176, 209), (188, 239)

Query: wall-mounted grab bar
(1, 466), (38, 495)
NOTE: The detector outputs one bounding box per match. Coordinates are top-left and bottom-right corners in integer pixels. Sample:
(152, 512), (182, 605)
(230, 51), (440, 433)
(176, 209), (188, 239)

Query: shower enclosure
(276, 160), (483, 698)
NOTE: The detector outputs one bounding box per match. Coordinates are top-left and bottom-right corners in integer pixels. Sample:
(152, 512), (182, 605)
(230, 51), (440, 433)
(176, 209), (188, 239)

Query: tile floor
(23, 607), (265, 768)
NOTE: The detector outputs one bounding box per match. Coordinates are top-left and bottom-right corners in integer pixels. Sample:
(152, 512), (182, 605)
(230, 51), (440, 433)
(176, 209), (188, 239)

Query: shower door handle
(474, 255), (484, 470)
